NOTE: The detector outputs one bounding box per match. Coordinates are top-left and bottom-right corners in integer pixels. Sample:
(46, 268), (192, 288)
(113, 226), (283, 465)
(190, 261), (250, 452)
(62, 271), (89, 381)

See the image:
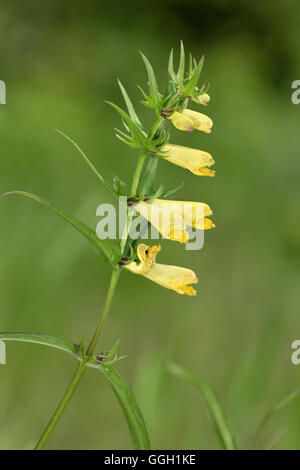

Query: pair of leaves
(0, 333), (150, 450)
(0, 191), (121, 265)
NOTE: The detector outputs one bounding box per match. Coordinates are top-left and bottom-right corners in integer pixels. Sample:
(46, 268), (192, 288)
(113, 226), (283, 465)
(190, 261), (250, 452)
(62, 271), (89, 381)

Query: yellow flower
(135, 200), (189, 243)
(195, 93), (210, 106)
(134, 198), (214, 243)
(168, 109), (213, 133)
(167, 111), (194, 132)
(152, 199), (215, 230)
(126, 244), (198, 296)
(161, 143), (215, 176)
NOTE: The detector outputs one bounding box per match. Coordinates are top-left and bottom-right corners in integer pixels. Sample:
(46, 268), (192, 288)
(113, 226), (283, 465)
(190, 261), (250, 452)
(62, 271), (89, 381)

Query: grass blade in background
(168, 363), (236, 450)
(254, 386), (300, 449)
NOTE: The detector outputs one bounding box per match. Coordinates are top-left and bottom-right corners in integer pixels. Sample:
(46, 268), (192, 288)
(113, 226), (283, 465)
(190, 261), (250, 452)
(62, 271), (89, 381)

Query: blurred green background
(1, 0), (300, 450)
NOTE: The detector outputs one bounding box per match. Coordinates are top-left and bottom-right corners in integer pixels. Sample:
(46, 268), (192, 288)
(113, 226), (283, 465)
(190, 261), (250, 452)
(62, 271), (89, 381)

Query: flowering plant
(0, 43), (230, 450)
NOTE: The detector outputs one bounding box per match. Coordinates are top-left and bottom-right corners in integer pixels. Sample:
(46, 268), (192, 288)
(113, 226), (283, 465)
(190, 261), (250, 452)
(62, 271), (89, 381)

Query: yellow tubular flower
(168, 111), (194, 132)
(168, 109), (213, 133)
(196, 93), (210, 106)
(126, 244), (198, 296)
(152, 199), (215, 230)
(182, 109), (213, 133)
(161, 143), (215, 176)
(135, 201), (189, 243)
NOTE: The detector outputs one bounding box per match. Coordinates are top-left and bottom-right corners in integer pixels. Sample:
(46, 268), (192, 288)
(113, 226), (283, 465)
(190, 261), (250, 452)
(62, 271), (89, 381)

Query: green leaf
(184, 56), (204, 96)
(166, 49), (176, 95)
(138, 155), (159, 195)
(117, 80), (143, 129)
(168, 48), (174, 78)
(137, 85), (151, 105)
(177, 40), (185, 83)
(0, 332), (79, 357)
(89, 363), (150, 450)
(54, 129), (117, 198)
(0, 332), (148, 449)
(163, 182), (184, 199)
(139, 52), (161, 110)
(168, 363), (236, 450)
(106, 101), (148, 149)
(112, 175), (129, 196)
(188, 53), (193, 77)
(148, 184), (165, 202)
(115, 130), (137, 148)
(0, 191), (121, 264)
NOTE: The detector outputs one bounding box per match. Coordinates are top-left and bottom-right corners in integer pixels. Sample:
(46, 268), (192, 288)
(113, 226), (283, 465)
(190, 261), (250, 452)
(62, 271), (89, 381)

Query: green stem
(120, 148), (148, 253)
(33, 91), (178, 450)
(130, 116), (163, 199)
(120, 116), (164, 254)
(34, 361), (87, 450)
(129, 151), (148, 198)
(34, 268), (120, 450)
(35, 115), (166, 450)
(86, 268), (120, 357)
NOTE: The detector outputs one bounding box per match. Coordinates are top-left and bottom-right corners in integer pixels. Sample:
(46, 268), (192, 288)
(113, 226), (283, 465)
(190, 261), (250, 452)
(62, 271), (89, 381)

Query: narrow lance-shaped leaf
(168, 363), (236, 450)
(106, 101), (148, 149)
(138, 154), (159, 195)
(54, 129), (117, 198)
(177, 40), (185, 83)
(0, 333), (79, 357)
(117, 80), (143, 129)
(166, 49), (176, 95)
(188, 53), (193, 77)
(147, 184), (165, 202)
(89, 363), (151, 450)
(184, 56), (204, 96)
(139, 52), (161, 110)
(163, 182), (185, 199)
(168, 48), (174, 79)
(0, 191), (121, 264)
(137, 85), (151, 106)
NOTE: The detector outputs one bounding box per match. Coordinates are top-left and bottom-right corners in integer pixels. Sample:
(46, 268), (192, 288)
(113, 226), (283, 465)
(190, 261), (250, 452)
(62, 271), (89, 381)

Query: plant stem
(35, 115), (165, 450)
(34, 361), (87, 450)
(130, 116), (163, 199)
(86, 267), (120, 357)
(121, 150), (146, 253)
(129, 151), (148, 198)
(34, 268), (120, 450)
(120, 116), (164, 254)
